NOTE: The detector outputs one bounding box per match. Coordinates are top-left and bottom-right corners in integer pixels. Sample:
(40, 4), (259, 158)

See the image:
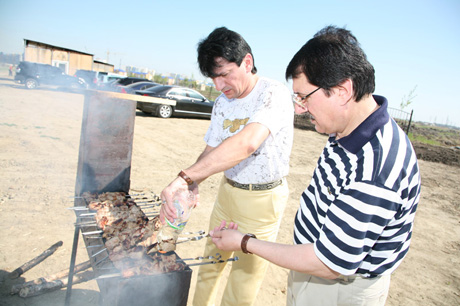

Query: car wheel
(157, 105), (172, 118)
(25, 78), (38, 89)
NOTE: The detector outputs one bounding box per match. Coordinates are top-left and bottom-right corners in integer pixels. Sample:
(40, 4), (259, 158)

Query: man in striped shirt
(210, 25), (421, 305)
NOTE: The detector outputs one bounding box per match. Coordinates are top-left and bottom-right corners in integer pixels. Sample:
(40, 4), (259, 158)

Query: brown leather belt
(226, 177), (283, 191)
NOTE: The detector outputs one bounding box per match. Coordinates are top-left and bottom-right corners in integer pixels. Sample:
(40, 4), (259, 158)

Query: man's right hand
(159, 177), (199, 224)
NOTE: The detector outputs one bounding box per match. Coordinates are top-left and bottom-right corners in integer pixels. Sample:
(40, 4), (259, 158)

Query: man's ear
(243, 53), (253, 73)
(337, 79), (354, 104)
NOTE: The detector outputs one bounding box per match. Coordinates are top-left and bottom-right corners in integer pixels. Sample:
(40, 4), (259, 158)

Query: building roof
(24, 39), (94, 56)
(94, 59), (114, 67)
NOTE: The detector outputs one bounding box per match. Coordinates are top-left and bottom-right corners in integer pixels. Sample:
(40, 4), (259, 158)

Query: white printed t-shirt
(204, 77), (294, 184)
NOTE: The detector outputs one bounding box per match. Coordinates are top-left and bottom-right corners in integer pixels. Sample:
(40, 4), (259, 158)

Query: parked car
(135, 85), (214, 119)
(112, 77), (152, 87)
(74, 70), (108, 89)
(118, 81), (160, 94)
(14, 61), (86, 89)
(100, 77), (150, 91)
(99, 73), (126, 84)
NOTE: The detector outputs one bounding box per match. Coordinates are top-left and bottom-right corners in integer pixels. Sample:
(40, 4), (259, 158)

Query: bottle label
(166, 218), (187, 230)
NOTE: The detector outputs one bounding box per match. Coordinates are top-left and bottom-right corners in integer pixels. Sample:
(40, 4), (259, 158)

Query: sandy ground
(0, 72), (459, 306)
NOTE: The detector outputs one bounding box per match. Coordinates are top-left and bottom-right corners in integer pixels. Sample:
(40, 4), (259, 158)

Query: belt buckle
(227, 177), (281, 191)
(240, 182), (249, 190)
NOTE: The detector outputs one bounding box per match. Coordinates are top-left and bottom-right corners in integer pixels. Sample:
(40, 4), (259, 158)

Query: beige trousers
(287, 271), (391, 306)
(193, 177), (289, 306)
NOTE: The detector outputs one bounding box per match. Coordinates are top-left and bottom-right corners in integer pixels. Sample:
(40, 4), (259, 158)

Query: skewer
(67, 207), (89, 211)
(181, 230), (206, 236)
(177, 234), (211, 244)
(188, 257), (239, 267)
(91, 248), (107, 258)
(136, 201), (162, 206)
(130, 195), (158, 201)
(79, 213), (96, 217)
(181, 253), (221, 261)
(127, 193), (145, 197)
(81, 230), (103, 236)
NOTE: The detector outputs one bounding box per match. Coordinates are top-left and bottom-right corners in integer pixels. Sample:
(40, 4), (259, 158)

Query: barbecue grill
(65, 91), (192, 306)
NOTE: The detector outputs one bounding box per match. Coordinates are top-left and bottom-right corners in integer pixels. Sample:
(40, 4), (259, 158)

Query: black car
(118, 81), (160, 94)
(136, 85), (214, 119)
(14, 61), (86, 89)
(111, 77), (152, 87)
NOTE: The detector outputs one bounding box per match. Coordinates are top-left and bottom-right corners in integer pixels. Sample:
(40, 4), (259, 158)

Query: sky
(1, 0), (459, 127)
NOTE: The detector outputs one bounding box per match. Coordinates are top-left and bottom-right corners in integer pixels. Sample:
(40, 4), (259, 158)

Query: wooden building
(23, 39), (114, 75)
(93, 60), (114, 73)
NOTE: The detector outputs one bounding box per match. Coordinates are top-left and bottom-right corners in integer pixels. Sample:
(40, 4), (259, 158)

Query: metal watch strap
(241, 233), (256, 254)
(178, 170), (193, 185)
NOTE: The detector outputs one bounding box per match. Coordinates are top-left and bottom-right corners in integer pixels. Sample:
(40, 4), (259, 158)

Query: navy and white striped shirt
(294, 95), (421, 277)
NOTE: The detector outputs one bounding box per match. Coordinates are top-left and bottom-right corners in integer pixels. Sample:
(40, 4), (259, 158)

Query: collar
(334, 95), (389, 154)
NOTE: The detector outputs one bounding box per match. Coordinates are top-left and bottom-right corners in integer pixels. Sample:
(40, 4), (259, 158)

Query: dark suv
(15, 61), (86, 89)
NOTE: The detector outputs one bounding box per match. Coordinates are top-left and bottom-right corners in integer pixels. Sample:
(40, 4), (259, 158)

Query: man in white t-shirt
(160, 27), (293, 306)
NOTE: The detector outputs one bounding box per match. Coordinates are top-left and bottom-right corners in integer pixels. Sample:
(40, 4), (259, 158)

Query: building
(92, 60), (114, 73)
(23, 39), (114, 75)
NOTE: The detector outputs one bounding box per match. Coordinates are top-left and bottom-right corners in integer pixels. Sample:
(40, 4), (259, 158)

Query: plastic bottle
(157, 188), (195, 252)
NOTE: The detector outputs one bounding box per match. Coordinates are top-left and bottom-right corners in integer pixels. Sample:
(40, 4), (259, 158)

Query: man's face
(292, 73), (340, 135)
(211, 55), (253, 99)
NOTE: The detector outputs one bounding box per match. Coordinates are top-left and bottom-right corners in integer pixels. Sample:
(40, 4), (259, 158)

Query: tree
(153, 74), (167, 85)
(400, 85), (417, 110)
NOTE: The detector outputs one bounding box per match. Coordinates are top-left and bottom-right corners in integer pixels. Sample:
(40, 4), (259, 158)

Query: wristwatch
(241, 233), (257, 254)
(178, 170), (194, 185)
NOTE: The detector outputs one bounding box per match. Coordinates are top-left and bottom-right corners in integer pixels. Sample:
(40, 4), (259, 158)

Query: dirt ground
(0, 72), (459, 306)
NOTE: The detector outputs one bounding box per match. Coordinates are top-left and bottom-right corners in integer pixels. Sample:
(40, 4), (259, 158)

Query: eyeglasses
(292, 87), (321, 107)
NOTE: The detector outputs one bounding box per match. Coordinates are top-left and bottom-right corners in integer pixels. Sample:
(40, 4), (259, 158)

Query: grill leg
(65, 226), (80, 305)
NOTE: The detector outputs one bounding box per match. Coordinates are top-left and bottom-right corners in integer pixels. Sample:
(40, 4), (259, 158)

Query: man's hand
(160, 177), (199, 224)
(210, 220), (242, 252)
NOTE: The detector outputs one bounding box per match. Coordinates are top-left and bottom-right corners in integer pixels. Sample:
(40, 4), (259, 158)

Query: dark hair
(197, 27), (257, 78)
(285, 25), (375, 101)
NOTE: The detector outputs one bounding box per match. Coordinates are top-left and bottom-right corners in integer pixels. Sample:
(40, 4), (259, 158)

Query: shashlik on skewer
(80, 192), (184, 277)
